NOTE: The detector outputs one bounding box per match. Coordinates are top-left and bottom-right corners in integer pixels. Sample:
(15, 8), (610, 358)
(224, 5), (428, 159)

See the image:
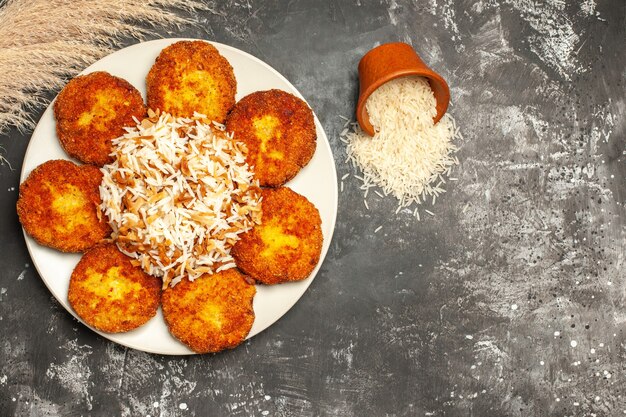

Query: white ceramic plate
(20, 38), (338, 355)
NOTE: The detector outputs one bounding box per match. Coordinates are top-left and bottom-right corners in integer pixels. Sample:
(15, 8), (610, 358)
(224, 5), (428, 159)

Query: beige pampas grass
(0, 0), (212, 134)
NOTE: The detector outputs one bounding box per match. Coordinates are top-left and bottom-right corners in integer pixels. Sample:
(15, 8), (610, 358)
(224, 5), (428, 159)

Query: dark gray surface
(1, 1), (624, 416)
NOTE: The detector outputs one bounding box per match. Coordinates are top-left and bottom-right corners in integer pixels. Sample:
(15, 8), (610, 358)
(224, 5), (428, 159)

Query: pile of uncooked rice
(341, 76), (461, 219)
(100, 110), (262, 287)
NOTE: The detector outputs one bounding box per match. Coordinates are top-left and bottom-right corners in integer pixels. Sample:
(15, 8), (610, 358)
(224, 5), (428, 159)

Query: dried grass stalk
(0, 0), (214, 135)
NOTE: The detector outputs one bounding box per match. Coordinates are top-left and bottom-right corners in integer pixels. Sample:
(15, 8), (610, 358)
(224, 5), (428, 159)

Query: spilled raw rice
(342, 76), (461, 217)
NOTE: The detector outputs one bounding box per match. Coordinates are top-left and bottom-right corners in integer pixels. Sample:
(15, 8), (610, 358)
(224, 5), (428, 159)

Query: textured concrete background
(1, 1), (624, 416)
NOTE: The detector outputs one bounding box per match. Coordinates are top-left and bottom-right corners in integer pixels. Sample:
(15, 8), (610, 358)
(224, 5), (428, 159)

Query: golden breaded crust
(68, 243), (161, 333)
(232, 187), (323, 284)
(226, 89), (317, 187)
(54, 71), (146, 166)
(17, 160), (111, 252)
(162, 269), (256, 353)
(146, 40), (236, 123)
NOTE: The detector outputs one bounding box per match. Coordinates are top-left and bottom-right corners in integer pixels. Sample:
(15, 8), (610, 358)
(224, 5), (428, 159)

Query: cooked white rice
(99, 110), (262, 287)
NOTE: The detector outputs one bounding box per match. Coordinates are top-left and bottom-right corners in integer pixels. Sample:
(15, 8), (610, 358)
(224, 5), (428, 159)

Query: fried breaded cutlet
(54, 71), (146, 166)
(17, 160), (111, 252)
(225, 89), (317, 187)
(146, 40), (236, 123)
(232, 187), (323, 284)
(162, 269), (256, 353)
(68, 243), (161, 333)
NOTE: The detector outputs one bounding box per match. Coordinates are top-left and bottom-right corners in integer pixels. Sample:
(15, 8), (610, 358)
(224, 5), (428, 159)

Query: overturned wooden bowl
(356, 42), (450, 137)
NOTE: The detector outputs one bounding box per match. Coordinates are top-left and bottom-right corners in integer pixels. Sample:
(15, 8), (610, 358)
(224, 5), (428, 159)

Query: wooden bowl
(356, 42), (450, 136)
